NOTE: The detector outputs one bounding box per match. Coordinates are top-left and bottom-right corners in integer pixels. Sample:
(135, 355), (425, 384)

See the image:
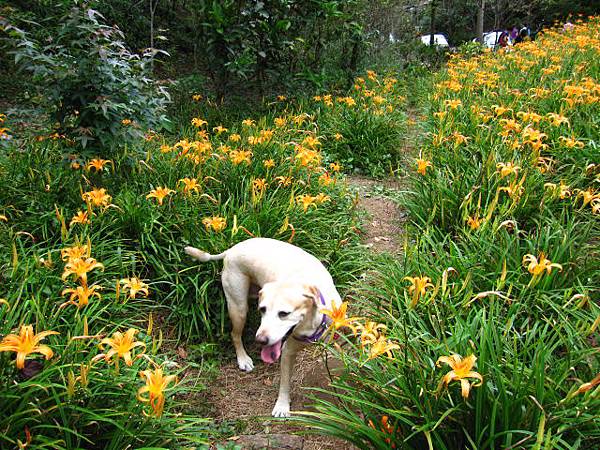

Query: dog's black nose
(255, 335), (269, 345)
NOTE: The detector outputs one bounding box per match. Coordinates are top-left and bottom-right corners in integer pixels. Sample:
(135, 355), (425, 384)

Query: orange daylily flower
(137, 366), (177, 417)
(320, 301), (361, 335)
(0, 325), (59, 369)
(62, 257), (104, 285)
(70, 210), (91, 227)
(61, 284), (102, 308)
(82, 188), (113, 208)
(522, 252), (562, 277)
(178, 177), (200, 195)
(356, 321), (387, 347)
(86, 158), (112, 172)
(95, 328), (146, 366)
(366, 335), (400, 360)
(416, 158), (433, 175)
(61, 243), (91, 263)
(146, 187), (175, 205)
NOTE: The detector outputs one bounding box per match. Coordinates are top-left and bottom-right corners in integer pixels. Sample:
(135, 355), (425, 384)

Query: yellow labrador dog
(185, 237), (339, 417)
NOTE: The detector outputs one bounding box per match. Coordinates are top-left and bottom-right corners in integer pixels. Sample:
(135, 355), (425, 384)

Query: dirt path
(202, 174), (408, 449)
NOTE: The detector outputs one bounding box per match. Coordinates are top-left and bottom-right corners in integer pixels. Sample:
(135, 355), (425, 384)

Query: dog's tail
(184, 246), (227, 263)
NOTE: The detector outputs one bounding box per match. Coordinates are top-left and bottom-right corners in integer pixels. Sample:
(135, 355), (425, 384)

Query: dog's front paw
(271, 401), (291, 418)
(237, 355), (254, 372)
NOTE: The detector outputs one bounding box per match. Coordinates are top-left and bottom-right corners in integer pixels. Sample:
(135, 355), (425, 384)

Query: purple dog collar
(293, 290), (331, 344)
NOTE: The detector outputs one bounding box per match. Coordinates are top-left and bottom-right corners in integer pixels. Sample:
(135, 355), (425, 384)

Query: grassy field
(297, 18), (600, 449)
(0, 16), (599, 450)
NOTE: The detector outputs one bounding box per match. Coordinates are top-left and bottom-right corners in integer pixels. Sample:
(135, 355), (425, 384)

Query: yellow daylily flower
(137, 366), (177, 417)
(120, 277), (149, 299)
(367, 335), (400, 360)
(242, 119), (255, 127)
(62, 257), (104, 285)
(522, 252), (562, 277)
(0, 325), (59, 369)
(436, 353), (483, 399)
(559, 136), (584, 149)
(202, 216), (227, 232)
(544, 181), (571, 199)
(228, 133), (241, 142)
(251, 178), (267, 204)
(403, 276), (433, 307)
(191, 94), (202, 101)
(492, 105), (512, 117)
(0, 214), (7, 222)
(263, 159), (275, 169)
(96, 328), (146, 366)
(146, 187), (175, 205)
(576, 188), (600, 207)
(546, 112), (570, 127)
(213, 125), (228, 134)
(275, 175), (293, 186)
(61, 284), (102, 308)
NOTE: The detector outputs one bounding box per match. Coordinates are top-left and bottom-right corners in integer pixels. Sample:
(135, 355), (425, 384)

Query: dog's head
(255, 282), (319, 364)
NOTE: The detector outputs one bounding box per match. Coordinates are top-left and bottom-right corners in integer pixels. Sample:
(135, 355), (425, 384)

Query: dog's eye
(278, 311), (291, 319)
(259, 306), (266, 314)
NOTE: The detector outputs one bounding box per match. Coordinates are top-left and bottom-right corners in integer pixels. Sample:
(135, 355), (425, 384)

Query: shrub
(2, 5), (169, 153)
(314, 70), (407, 177)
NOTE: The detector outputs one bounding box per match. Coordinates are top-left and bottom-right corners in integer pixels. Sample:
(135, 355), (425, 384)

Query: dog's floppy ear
(302, 285), (320, 308)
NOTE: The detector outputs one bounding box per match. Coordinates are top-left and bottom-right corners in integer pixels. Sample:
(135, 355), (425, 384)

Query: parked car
(473, 31), (512, 49)
(420, 34), (449, 48)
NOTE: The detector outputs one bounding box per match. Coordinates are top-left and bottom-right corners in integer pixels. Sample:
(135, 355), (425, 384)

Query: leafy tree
(2, 3), (169, 153)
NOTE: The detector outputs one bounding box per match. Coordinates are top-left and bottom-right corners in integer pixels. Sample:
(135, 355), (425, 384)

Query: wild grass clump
(311, 71), (408, 177)
(297, 18), (600, 449)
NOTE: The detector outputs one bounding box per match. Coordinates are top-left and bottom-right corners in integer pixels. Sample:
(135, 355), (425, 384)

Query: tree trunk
(149, 0), (159, 73)
(429, 0), (436, 46)
(477, 0), (485, 44)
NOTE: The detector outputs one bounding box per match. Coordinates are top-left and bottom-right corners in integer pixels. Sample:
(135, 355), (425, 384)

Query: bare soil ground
(205, 175), (407, 449)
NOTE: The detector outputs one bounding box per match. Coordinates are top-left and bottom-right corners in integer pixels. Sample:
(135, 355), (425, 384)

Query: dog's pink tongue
(261, 340), (283, 364)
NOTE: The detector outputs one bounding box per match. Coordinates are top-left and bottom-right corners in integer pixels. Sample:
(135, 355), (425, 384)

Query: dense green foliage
(2, 6), (169, 151)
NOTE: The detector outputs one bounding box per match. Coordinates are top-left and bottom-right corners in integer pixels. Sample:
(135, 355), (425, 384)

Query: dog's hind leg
(222, 271), (254, 372)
